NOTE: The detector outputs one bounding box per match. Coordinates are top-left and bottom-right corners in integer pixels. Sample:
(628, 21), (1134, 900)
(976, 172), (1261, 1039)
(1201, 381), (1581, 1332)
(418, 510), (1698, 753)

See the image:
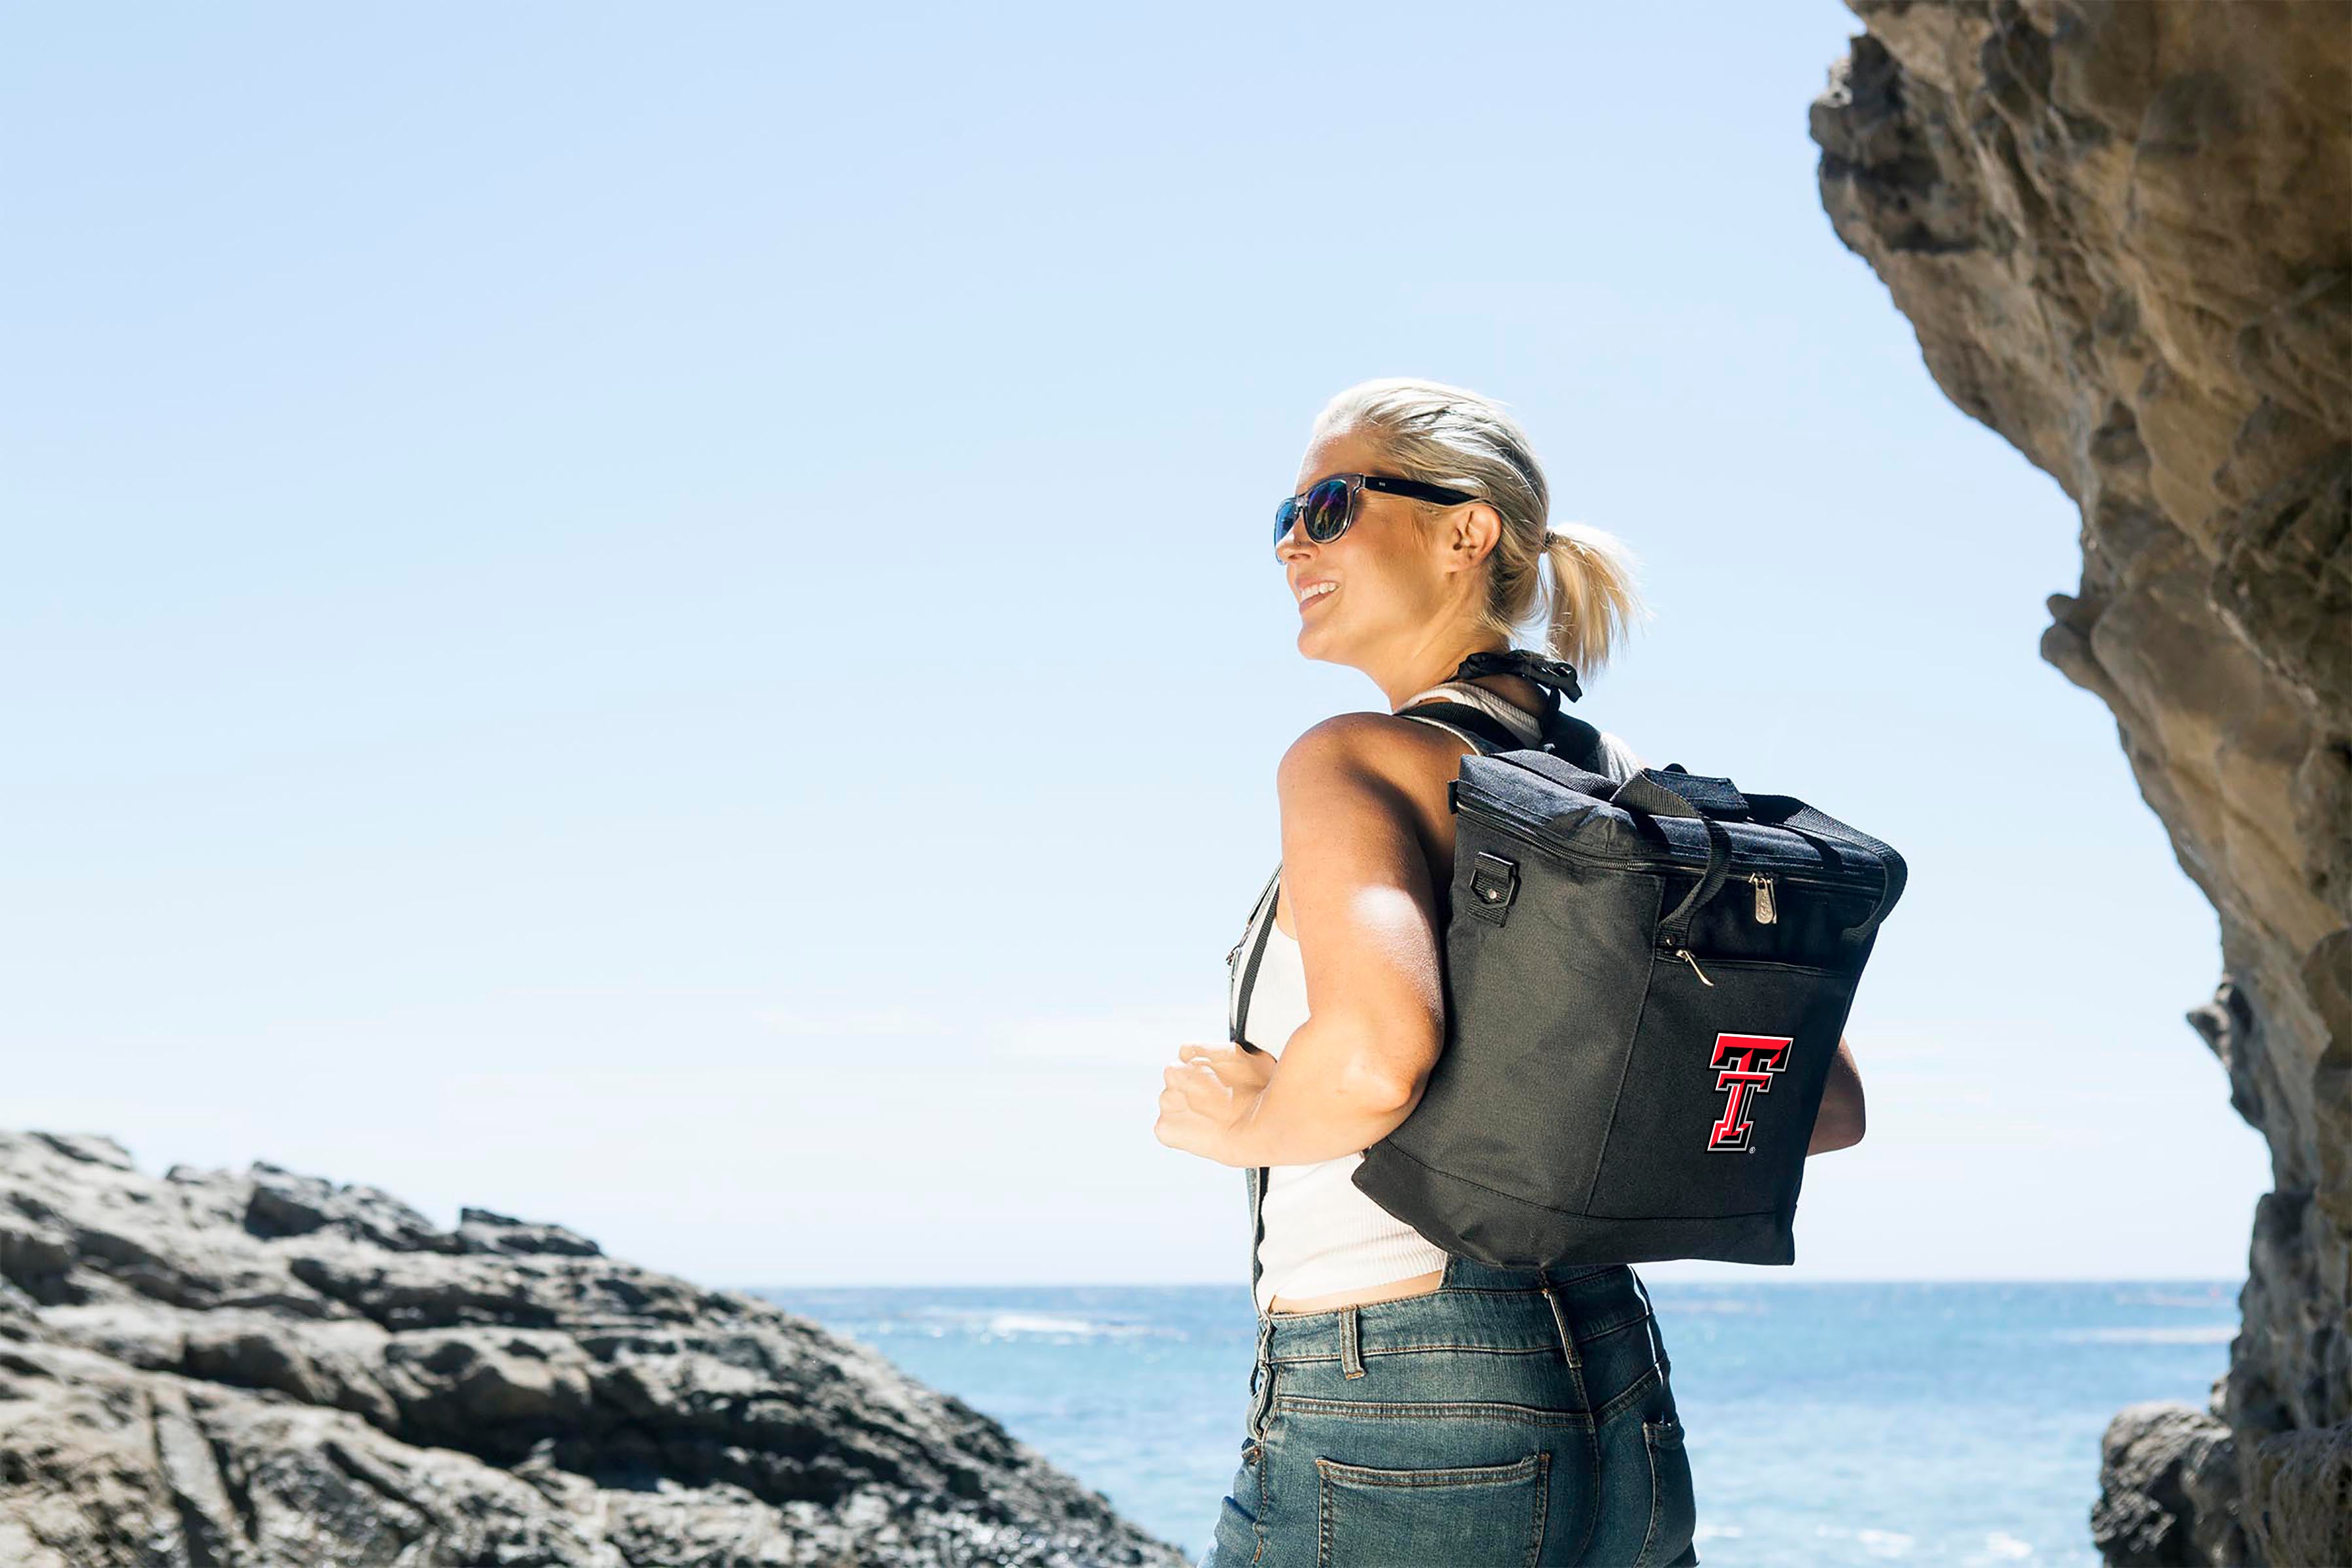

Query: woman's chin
(1296, 632), (1350, 666)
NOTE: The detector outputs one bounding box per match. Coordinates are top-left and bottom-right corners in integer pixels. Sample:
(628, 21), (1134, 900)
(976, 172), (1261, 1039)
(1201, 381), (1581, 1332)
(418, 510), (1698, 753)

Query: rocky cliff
(0, 1130), (1190, 1568)
(1810, 2), (2349, 1562)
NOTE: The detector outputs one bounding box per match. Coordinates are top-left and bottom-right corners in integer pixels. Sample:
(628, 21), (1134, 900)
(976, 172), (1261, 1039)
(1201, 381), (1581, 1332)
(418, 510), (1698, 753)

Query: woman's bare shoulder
(1277, 710), (1480, 781)
(1273, 712), (1479, 836)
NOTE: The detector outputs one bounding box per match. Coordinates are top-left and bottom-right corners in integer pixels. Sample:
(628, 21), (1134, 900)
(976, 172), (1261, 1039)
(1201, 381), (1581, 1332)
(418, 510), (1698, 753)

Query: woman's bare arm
(1209, 713), (1452, 1169)
(1808, 1036), (1865, 1154)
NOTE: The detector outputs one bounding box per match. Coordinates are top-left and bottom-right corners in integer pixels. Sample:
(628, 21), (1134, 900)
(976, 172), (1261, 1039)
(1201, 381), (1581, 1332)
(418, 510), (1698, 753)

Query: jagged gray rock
(1811, 2), (2350, 1563)
(0, 1130), (1190, 1568)
(2091, 1394), (2242, 1567)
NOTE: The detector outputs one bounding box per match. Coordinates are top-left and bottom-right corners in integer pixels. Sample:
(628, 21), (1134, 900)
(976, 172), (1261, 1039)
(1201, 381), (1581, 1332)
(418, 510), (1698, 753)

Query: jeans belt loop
(1339, 1305), (1365, 1379)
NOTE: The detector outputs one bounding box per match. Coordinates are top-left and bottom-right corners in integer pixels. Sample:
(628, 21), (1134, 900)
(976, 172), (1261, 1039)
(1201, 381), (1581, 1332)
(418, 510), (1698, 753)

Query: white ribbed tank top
(1237, 681), (1646, 1314)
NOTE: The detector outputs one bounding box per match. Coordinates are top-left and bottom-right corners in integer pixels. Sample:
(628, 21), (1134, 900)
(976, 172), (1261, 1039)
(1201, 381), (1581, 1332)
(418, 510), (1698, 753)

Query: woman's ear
(1446, 501), (1505, 573)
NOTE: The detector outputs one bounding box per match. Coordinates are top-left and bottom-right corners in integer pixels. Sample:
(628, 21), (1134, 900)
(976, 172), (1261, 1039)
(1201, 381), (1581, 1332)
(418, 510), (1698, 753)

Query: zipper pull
(1748, 872), (1778, 925)
(1673, 947), (1716, 987)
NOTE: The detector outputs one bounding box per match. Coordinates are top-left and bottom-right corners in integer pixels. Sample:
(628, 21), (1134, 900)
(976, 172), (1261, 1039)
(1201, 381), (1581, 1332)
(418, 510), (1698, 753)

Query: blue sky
(5, 2), (2267, 1287)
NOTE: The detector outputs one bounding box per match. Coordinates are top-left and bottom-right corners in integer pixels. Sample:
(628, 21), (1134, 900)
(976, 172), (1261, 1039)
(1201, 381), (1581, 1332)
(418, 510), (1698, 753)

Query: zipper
(1456, 791), (1874, 979)
(1671, 947), (1715, 986)
(1456, 785), (1870, 896)
(1678, 954), (1854, 977)
(1667, 950), (1859, 986)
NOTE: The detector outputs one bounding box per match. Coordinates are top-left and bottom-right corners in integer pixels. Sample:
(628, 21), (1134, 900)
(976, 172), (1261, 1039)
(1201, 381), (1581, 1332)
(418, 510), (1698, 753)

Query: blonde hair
(1311, 376), (1650, 679)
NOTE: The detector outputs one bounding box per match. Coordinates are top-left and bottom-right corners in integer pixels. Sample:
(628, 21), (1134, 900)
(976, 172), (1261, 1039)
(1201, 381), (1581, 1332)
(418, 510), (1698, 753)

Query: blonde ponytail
(1540, 520), (1648, 679)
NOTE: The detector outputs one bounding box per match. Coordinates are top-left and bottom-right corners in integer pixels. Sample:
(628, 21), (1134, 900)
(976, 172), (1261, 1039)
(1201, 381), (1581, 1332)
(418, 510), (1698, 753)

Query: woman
(1156, 378), (1867, 1567)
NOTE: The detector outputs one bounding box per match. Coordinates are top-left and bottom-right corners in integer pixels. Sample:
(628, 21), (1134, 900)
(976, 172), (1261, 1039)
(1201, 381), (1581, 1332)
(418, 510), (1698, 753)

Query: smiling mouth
(1298, 583), (1338, 612)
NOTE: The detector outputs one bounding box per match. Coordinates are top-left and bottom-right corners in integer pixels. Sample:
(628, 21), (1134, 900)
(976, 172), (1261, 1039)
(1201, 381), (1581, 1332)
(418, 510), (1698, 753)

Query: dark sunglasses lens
(1305, 479), (1352, 542)
(1273, 498), (1299, 544)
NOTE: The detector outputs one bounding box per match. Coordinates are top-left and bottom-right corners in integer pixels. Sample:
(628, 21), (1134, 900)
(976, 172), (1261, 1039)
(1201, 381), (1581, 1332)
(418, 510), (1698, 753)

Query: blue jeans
(1198, 1256), (1697, 1567)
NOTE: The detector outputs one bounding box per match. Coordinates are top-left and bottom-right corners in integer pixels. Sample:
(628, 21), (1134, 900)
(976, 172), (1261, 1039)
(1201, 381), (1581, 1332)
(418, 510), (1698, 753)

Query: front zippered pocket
(1586, 936), (1862, 1221)
(1661, 951), (1855, 987)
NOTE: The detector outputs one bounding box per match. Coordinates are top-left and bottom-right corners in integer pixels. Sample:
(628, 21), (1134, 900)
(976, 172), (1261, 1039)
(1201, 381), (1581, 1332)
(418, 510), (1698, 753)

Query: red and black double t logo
(1707, 1034), (1792, 1152)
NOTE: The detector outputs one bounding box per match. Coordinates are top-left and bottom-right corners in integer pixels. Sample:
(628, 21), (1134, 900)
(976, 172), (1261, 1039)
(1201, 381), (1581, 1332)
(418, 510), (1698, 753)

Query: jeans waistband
(1253, 1258), (1651, 1364)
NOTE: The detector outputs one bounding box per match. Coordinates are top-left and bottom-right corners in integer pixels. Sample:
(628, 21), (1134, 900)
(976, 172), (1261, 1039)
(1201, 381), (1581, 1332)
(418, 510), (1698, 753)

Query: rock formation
(1811, 1), (2349, 1561)
(0, 1130), (1190, 1567)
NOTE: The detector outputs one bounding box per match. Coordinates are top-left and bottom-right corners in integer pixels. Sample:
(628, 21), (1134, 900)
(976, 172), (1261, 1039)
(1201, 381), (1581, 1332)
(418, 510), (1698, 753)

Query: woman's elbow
(1339, 1026), (1439, 1116)
(1343, 1055), (1426, 1117)
(1810, 1098), (1865, 1155)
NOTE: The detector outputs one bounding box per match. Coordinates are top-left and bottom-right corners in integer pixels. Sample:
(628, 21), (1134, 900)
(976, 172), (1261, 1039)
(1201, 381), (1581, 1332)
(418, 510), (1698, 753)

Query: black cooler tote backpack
(1239, 648), (1907, 1275)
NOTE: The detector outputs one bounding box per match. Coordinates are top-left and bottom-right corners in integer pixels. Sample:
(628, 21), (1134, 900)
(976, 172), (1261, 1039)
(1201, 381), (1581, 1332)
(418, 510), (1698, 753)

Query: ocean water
(749, 1279), (2238, 1567)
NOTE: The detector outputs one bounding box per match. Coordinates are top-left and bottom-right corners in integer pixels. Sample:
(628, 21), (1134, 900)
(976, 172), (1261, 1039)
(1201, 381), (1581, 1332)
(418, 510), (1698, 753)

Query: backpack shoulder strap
(1539, 708), (1609, 776)
(1397, 696), (1610, 776)
(1394, 699), (1522, 755)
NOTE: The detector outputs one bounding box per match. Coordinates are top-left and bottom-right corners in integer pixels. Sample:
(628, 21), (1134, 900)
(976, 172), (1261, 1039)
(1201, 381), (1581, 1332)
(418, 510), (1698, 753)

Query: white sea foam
(985, 1311), (1115, 1337)
(2052, 1324), (2237, 1345)
(1815, 1524), (1916, 1557)
(2112, 1290), (2230, 1309)
(1980, 1531), (2034, 1560)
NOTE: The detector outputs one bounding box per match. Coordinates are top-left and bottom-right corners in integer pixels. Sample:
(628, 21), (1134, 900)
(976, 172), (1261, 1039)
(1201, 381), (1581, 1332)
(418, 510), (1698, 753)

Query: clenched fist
(1152, 1041), (1275, 1165)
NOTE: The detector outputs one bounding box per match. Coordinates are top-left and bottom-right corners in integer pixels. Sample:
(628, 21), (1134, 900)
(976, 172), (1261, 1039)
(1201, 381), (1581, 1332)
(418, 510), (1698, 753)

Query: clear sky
(5, 2), (2268, 1288)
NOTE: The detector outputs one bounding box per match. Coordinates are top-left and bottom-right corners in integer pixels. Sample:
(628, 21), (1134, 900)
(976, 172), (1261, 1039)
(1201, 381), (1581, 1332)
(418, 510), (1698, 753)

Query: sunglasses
(1274, 472), (1480, 546)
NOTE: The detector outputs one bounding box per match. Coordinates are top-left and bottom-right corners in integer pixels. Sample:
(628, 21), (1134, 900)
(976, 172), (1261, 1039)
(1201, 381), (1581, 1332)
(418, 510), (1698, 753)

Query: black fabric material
(1351, 655), (1910, 1271)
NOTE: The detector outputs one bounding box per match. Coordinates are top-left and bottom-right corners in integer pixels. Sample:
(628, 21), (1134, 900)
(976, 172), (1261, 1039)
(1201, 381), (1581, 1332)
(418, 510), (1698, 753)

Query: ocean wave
(2112, 1290), (2233, 1309)
(982, 1311), (1137, 1338)
(878, 1305), (1168, 1341)
(2052, 1324), (2237, 1345)
(1814, 1523), (1915, 1556)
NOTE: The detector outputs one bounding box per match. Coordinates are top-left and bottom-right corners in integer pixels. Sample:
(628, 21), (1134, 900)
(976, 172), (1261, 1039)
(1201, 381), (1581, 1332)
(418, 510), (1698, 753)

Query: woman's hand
(1154, 1042), (1275, 1165)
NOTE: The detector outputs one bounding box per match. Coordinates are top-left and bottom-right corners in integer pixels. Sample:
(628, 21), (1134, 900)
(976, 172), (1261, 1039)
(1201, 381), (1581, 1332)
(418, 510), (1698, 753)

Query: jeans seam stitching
(1527, 1449), (1550, 1568)
(1315, 1458), (1332, 1568)
(1252, 1421), (1268, 1566)
(1269, 1343), (1567, 1362)
(1635, 1421), (1665, 1566)
(1272, 1395), (1593, 1428)
(1315, 1452), (1545, 1485)
(1575, 1418), (1600, 1561)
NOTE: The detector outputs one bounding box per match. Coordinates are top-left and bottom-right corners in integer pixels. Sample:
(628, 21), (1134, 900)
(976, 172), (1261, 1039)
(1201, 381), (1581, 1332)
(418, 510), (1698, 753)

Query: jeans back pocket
(1315, 1450), (1548, 1568)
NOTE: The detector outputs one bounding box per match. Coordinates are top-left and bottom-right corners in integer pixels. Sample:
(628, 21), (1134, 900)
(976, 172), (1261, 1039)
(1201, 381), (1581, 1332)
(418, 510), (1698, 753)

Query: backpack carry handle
(1743, 794), (1907, 946)
(1503, 757), (1750, 949)
(1631, 769), (1904, 947)
(1616, 766), (1752, 821)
